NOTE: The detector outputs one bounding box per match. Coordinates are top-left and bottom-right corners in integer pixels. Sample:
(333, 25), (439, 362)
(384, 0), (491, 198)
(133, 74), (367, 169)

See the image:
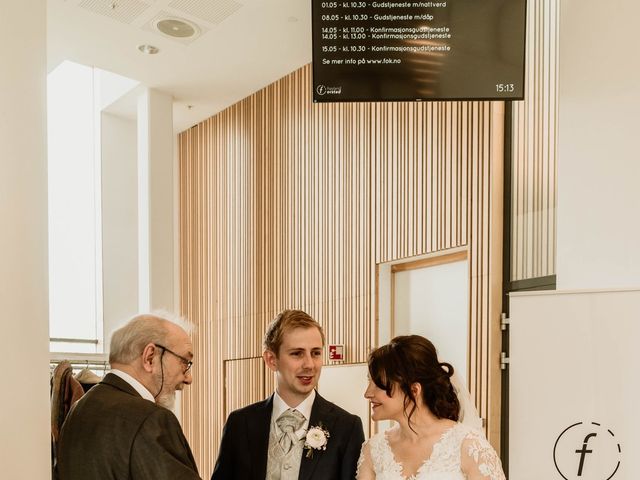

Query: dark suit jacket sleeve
(340, 415), (366, 480)
(129, 407), (202, 480)
(211, 411), (238, 480)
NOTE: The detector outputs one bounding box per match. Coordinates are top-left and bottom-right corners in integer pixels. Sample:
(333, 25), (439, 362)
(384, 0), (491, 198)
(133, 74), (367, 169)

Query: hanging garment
(50, 361), (84, 478)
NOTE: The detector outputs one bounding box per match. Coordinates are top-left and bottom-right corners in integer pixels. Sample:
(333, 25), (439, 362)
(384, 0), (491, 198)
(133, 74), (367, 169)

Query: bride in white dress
(356, 335), (506, 480)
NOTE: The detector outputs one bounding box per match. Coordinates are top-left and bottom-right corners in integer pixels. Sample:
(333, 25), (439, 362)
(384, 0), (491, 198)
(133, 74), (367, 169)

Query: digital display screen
(312, 0), (527, 102)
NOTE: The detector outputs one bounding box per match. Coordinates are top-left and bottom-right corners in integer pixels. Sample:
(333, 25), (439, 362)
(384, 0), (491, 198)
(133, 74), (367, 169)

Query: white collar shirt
(271, 389), (315, 440)
(110, 368), (155, 403)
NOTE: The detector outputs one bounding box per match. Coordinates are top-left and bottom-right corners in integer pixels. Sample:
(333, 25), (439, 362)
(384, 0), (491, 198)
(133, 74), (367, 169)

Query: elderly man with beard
(56, 313), (201, 480)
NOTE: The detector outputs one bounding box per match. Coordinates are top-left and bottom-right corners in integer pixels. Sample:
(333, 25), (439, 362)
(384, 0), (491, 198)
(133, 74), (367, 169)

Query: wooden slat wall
(511, 0), (559, 281)
(374, 102), (469, 261)
(373, 101), (504, 444)
(224, 358), (265, 416)
(179, 64), (504, 475)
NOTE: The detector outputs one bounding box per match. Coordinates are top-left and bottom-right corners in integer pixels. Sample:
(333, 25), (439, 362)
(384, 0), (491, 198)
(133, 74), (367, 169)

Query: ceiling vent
(79, 0), (150, 24)
(156, 18), (197, 38)
(143, 12), (205, 45)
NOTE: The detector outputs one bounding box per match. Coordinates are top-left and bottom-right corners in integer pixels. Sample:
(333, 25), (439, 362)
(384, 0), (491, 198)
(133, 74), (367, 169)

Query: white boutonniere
(303, 424), (330, 458)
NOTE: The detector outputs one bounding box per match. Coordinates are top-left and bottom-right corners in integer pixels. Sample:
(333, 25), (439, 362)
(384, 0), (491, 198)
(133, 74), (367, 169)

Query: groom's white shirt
(270, 389), (315, 440)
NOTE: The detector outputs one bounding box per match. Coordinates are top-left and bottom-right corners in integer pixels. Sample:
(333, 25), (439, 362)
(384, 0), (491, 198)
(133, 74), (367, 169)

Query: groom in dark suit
(211, 309), (365, 480)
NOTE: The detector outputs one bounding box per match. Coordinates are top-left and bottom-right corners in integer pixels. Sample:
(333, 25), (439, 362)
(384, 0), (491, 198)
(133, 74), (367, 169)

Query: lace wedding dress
(357, 423), (505, 480)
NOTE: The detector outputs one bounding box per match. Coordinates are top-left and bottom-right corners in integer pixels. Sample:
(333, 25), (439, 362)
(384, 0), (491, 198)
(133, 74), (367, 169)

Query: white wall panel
(318, 364), (371, 438)
(510, 290), (639, 479)
(393, 259), (469, 389)
(0, 2), (51, 478)
(101, 113), (138, 344)
(557, 0), (640, 289)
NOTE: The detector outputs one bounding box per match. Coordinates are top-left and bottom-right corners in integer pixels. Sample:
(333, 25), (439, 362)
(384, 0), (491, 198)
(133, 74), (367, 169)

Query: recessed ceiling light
(156, 18), (198, 38)
(138, 44), (159, 54)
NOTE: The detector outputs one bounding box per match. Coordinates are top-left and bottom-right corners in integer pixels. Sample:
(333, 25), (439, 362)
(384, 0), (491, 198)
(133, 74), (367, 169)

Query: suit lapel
(298, 393), (337, 480)
(248, 395), (274, 480)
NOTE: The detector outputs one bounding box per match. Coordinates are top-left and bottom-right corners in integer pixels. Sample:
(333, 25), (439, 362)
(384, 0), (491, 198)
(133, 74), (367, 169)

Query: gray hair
(109, 311), (191, 364)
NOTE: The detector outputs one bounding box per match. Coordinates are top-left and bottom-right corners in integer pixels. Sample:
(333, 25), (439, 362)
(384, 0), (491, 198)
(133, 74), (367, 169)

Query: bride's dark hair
(368, 335), (460, 427)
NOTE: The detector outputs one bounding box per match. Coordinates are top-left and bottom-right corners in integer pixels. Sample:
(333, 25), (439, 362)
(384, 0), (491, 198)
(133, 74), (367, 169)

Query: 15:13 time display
(496, 83), (515, 93)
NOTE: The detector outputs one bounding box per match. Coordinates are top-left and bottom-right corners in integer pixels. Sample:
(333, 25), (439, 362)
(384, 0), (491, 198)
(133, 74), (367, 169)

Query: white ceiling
(48, 0), (312, 133)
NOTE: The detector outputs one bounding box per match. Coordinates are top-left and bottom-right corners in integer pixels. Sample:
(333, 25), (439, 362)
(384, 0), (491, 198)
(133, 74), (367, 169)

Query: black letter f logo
(575, 433), (597, 476)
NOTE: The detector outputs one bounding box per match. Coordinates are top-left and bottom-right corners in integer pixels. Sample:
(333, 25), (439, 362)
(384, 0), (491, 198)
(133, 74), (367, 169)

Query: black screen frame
(311, 0), (528, 103)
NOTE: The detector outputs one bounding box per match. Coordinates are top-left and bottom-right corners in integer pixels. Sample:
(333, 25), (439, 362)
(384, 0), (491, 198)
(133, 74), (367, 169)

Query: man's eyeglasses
(156, 344), (193, 373)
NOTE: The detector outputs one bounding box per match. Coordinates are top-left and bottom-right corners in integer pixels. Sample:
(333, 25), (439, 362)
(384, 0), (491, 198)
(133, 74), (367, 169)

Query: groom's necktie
(276, 408), (306, 454)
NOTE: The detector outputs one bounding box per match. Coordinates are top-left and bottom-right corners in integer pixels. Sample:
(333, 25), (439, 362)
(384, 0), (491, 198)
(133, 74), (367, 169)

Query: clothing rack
(50, 353), (110, 375)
